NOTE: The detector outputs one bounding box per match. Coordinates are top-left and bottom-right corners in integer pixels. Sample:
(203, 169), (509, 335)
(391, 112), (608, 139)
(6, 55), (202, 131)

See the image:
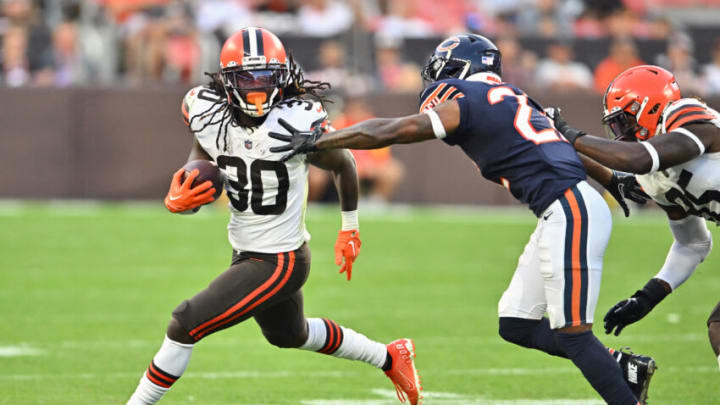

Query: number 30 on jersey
(217, 156), (290, 215)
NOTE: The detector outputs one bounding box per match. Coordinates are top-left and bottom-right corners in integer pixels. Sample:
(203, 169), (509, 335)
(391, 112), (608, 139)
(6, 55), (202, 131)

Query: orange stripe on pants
(189, 253), (286, 338)
(195, 252), (297, 340)
(564, 189), (583, 326)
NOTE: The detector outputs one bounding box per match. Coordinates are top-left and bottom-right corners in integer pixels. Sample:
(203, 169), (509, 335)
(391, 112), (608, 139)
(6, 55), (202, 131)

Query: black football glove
(604, 278), (670, 336)
(605, 171), (651, 217)
(544, 107), (586, 145)
(268, 118), (323, 161)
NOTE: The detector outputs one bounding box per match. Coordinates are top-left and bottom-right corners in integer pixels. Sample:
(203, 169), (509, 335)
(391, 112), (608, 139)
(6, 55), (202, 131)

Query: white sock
(299, 318), (387, 368)
(126, 336), (194, 405)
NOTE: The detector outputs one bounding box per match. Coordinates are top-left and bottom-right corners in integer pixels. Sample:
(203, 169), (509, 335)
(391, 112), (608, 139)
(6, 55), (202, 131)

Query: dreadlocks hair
(282, 53), (332, 105)
(187, 53), (332, 153)
(187, 72), (233, 152)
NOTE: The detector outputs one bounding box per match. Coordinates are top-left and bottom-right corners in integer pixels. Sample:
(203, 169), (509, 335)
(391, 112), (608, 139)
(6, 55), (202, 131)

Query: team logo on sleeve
(419, 83), (465, 113)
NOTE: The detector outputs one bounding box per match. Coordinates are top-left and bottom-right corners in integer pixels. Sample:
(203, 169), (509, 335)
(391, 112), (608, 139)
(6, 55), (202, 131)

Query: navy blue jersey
(419, 76), (586, 216)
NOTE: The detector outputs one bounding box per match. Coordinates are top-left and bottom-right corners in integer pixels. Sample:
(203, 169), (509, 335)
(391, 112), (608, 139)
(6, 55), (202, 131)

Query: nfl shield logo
(244, 140), (253, 149)
(481, 55), (494, 65)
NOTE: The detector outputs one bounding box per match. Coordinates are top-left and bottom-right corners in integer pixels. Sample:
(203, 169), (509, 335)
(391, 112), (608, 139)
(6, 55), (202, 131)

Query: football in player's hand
(181, 160), (225, 201)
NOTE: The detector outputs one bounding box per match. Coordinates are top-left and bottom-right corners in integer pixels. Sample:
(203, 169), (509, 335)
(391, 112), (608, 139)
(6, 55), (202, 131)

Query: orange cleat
(384, 339), (423, 405)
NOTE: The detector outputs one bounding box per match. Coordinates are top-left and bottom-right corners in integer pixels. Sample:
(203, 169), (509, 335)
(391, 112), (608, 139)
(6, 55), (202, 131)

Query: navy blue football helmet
(421, 34), (502, 82)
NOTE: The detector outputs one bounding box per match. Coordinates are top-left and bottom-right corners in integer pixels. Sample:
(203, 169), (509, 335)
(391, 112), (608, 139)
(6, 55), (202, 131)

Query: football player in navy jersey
(269, 34), (656, 404)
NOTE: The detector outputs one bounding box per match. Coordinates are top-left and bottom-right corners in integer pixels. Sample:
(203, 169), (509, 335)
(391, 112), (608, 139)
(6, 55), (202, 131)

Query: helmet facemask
(602, 108), (642, 141)
(222, 64), (289, 117)
(422, 55), (470, 82)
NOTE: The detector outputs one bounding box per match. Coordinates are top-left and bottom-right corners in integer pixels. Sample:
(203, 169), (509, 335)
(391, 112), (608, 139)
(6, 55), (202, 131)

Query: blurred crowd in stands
(3, 0), (720, 95)
(5, 0), (720, 203)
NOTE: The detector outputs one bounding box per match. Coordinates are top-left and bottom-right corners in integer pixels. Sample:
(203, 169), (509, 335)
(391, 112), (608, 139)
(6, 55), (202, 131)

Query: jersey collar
(466, 72), (502, 84)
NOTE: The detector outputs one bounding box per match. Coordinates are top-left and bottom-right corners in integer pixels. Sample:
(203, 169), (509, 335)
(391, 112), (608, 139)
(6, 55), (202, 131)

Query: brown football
(181, 159), (224, 201)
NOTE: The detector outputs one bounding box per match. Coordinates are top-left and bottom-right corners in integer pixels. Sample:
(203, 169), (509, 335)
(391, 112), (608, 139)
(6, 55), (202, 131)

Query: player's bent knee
(262, 328), (309, 349)
(498, 317), (537, 348)
(167, 317), (194, 345)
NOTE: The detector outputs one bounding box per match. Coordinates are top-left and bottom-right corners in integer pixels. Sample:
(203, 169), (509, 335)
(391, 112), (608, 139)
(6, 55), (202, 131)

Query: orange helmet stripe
(220, 30), (245, 68)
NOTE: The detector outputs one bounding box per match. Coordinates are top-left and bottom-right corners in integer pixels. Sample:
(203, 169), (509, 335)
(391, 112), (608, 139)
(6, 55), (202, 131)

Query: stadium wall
(2, 87), (718, 205)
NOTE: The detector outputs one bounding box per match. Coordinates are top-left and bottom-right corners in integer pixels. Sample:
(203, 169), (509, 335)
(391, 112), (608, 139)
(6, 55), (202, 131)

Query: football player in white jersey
(547, 65), (718, 348)
(126, 27), (422, 405)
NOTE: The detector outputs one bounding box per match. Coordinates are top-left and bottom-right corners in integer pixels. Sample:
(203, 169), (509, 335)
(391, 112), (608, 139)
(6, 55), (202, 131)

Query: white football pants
(498, 181), (612, 329)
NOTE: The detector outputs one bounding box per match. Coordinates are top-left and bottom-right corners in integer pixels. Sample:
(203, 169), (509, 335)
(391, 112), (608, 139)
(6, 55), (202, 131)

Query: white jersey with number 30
(182, 86), (329, 253)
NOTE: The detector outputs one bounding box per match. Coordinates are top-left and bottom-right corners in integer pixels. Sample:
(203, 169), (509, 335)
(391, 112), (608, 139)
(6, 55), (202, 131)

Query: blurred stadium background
(3, 0), (720, 205)
(3, 1), (720, 404)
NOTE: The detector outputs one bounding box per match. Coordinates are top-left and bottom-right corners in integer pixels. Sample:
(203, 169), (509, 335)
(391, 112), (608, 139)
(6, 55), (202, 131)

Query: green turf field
(1, 202), (718, 405)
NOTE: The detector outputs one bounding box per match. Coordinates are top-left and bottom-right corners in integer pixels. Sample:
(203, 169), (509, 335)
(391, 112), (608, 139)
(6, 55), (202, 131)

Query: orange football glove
(164, 168), (216, 213)
(335, 230), (361, 281)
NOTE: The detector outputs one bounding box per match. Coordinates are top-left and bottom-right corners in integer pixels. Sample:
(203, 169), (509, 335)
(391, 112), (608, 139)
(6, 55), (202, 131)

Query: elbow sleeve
(656, 216), (712, 290)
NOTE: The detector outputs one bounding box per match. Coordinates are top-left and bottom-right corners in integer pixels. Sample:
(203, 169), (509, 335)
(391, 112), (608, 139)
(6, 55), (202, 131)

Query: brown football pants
(172, 243), (311, 344)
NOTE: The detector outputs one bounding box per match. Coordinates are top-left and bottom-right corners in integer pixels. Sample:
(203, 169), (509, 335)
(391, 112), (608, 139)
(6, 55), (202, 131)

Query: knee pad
(262, 327), (308, 348)
(498, 317), (539, 348)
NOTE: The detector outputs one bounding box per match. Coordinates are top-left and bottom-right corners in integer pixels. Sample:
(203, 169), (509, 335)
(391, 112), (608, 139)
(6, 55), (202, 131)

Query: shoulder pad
(662, 98), (718, 133)
(182, 86), (225, 128)
(419, 81), (466, 113)
(270, 98), (329, 131)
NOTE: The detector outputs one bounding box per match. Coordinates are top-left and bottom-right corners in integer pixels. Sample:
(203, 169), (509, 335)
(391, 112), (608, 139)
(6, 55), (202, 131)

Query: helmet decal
(437, 37), (460, 52)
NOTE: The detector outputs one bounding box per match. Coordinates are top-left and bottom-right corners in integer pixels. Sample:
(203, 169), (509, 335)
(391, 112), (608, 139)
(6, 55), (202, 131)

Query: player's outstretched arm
(307, 149), (362, 280)
(577, 154), (649, 217)
(318, 100), (460, 150)
(269, 101), (460, 159)
(547, 108), (717, 174)
(604, 206), (712, 335)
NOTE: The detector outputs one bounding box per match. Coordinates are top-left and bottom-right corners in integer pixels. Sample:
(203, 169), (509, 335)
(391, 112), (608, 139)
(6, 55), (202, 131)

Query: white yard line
(301, 389), (605, 405)
(0, 365), (716, 382)
(8, 332), (707, 351)
(0, 345), (44, 357)
(301, 400), (605, 405)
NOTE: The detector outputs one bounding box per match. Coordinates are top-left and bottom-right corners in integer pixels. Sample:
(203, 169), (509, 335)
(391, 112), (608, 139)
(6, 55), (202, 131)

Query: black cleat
(611, 347), (657, 404)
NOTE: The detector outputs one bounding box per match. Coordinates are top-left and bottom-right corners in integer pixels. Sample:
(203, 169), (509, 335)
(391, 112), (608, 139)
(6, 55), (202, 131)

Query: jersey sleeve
(418, 81), (466, 145)
(182, 86), (224, 130)
(663, 99), (718, 133)
(182, 86), (202, 127)
(276, 99), (330, 133)
(418, 82), (465, 114)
